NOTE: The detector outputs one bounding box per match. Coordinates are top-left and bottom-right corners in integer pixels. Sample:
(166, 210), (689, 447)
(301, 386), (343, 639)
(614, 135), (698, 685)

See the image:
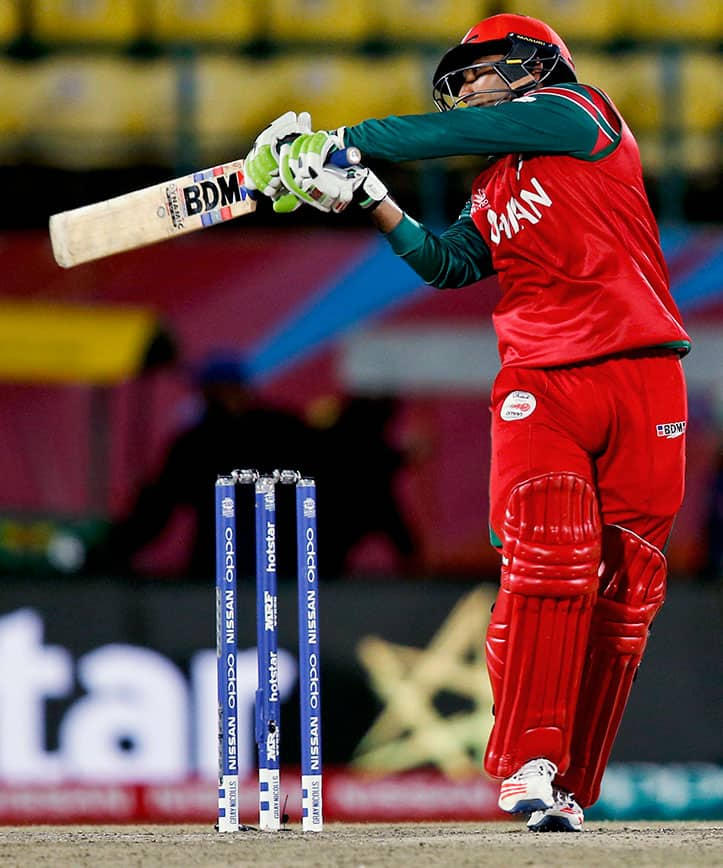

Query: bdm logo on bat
(183, 171), (248, 216)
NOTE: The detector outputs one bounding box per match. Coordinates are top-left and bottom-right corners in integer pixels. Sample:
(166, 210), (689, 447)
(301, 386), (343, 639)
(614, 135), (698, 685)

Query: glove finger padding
(279, 131), (350, 212)
(273, 191), (304, 214)
(274, 163), (388, 215)
(244, 146), (282, 198)
(274, 165), (358, 214)
(306, 166), (358, 213)
(296, 111), (312, 134)
(244, 110), (312, 199)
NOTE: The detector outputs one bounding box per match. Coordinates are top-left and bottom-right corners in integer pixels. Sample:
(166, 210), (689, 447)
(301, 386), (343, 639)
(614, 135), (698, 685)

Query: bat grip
(327, 147), (362, 169)
(275, 132), (362, 169)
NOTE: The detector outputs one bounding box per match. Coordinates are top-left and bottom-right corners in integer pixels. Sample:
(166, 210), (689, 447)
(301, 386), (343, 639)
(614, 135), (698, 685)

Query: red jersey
(468, 87), (689, 367)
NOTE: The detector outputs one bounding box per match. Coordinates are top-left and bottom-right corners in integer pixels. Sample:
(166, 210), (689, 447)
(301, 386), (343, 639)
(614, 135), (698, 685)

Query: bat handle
(327, 147), (362, 169)
(275, 132), (362, 169)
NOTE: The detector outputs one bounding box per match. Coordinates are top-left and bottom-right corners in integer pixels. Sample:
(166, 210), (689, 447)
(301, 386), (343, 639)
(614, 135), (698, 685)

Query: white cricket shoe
(527, 787), (584, 832)
(498, 758), (556, 814)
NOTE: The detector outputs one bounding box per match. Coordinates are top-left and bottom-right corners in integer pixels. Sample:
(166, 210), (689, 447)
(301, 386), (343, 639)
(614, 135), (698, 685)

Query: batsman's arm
(339, 90), (599, 162)
(379, 201), (494, 288)
(292, 142), (493, 288)
(349, 163), (492, 288)
(369, 196), (404, 233)
(265, 123), (493, 288)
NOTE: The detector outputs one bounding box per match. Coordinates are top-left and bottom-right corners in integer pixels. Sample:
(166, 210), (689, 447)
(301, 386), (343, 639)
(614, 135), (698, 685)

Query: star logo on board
(352, 586), (496, 776)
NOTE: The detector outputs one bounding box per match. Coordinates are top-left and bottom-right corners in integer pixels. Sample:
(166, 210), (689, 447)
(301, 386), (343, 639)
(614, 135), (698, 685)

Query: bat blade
(49, 160), (256, 268)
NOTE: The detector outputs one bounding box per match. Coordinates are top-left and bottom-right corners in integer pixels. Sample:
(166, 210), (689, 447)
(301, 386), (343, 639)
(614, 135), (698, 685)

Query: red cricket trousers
(489, 349), (688, 551)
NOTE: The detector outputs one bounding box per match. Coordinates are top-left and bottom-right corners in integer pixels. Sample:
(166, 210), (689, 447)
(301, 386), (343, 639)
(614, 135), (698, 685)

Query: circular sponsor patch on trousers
(500, 390), (537, 421)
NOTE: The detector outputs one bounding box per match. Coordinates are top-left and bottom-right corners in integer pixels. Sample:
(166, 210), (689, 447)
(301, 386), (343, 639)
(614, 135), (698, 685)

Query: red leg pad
(484, 473), (601, 779)
(556, 526), (666, 806)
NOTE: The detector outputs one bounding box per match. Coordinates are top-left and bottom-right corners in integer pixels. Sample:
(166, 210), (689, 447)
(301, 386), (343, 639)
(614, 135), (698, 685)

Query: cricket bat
(49, 148), (360, 268)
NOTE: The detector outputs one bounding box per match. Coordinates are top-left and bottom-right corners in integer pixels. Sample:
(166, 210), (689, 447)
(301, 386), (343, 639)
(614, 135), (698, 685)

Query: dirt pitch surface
(1, 822), (721, 867)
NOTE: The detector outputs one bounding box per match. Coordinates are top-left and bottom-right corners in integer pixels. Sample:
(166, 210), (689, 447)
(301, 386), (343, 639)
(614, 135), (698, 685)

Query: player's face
(457, 54), (509, 106)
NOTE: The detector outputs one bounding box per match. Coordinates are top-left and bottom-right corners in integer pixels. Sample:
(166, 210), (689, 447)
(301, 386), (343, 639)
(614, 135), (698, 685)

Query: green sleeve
(344, 85), (606, 162)
(385, 202), (494, 289)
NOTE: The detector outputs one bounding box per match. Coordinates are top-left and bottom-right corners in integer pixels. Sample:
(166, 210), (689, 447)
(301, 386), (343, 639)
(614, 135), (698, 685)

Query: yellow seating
(586, 50), (721, 175)
(27, 57), (156, 167)
(571, 51), (628, 108)
(627, 0), (722, 40)
(611, 51), (722, 138)
(680, 52), (723, 132)
(278, 54), (428, 131)
(679, 133), (720, 173)
(634, 134), (662, 173)
(378, 0), (493, 44)
(637, 131), (719, 175)
(148, 1), (264, 45)
(374, 54), (430, 116)
(677, 52), (722, 174)
(0, 0), (20, 44)
(30, 0), (144, 44)
(504, 0), (627, 42)
(156, 53), (429, 165)
(0, 60), (33, 163)
(267, 0), (380, 44)
(20, 52), (429, 172)
(189, 56), (291, 162)
(611, 53), (663, 134)
(129, 59), (179, 164)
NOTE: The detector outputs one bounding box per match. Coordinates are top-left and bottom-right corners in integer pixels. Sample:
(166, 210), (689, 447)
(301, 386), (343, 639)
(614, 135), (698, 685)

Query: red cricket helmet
(432, 13), (577, 111)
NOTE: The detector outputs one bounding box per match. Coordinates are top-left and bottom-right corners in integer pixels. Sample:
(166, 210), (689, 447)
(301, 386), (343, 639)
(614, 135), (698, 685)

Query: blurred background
(0, 0), (720, 825)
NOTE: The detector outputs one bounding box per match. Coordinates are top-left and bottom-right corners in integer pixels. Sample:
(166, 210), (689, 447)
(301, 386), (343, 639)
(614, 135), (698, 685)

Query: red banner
(0, 770), (503, 825)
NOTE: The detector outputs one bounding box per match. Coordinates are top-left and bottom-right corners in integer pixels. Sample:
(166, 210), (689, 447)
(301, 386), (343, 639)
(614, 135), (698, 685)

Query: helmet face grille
(433, 60), (514, 112)
(432, 26), (576, 112)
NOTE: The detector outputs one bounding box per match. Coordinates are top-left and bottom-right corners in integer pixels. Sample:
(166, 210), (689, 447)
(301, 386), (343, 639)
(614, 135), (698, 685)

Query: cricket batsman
(244, 13), (690, 832)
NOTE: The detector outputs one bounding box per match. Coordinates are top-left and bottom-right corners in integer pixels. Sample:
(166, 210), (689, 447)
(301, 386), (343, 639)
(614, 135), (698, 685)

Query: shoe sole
(499, 797), (553, 814)
(528, 815), (582, 833)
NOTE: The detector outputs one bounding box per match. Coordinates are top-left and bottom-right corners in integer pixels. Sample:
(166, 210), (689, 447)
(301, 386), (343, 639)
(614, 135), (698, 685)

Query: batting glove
(273, 163), (389, 216)
(243, 110), (312, 204)
(277, 131), (350, 213)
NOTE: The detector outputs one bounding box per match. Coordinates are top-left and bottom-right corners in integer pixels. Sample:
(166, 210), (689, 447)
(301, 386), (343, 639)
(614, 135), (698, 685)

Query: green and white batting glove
(276, 131), (348, 213)
(273, 162), (389, 216)
(275, 163), (358, 214)
(243, 110), (312, 207)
